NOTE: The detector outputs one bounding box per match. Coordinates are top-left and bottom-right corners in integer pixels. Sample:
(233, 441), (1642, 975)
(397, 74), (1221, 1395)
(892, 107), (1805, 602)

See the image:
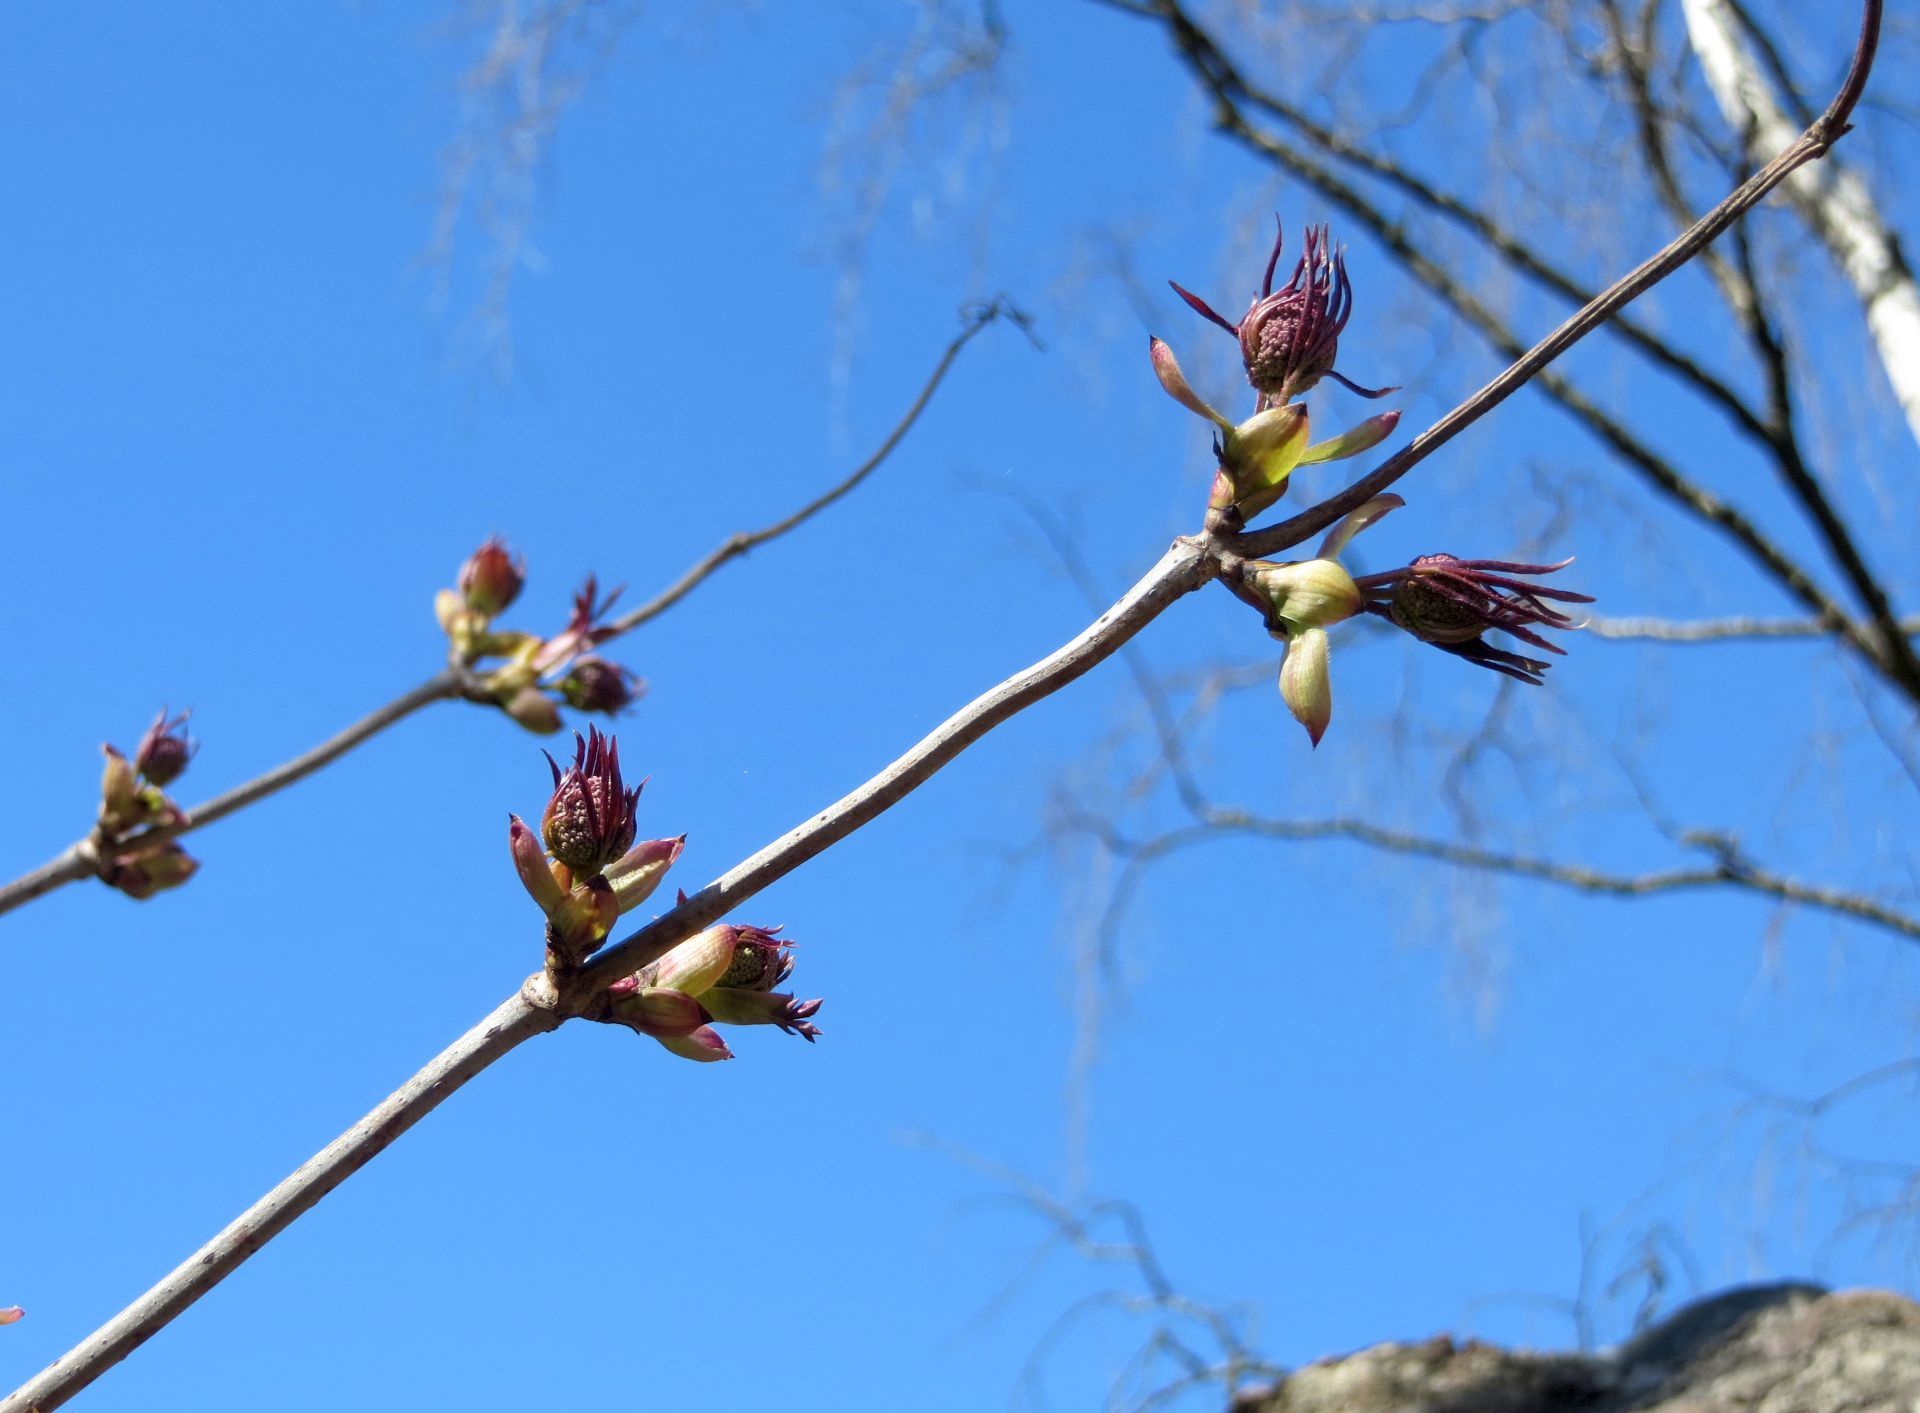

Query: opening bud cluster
(508, 727), (684, 969)
(436, 539), (644, 736)
(95, 711), (199, 900)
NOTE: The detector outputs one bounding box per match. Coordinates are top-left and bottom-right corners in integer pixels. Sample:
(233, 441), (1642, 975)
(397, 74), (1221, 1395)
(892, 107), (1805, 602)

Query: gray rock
(1232, 1284), (1920, 1412)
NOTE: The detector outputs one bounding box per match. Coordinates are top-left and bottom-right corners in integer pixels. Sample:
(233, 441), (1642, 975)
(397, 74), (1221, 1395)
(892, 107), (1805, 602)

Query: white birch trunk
(1682, 0), (1920, 449)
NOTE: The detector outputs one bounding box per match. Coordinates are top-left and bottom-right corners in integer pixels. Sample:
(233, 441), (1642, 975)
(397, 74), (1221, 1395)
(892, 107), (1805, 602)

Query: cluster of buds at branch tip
(1151, 224), (1400, 529)
(1355, 555), (1595, 684)
(509, 727), (684, 969)
(1237, 499), (1593, 746)
(95, 711), (200, 899)
(605, 922), (824, 1063)
(1171, 220), (1395, 410)
(1242, 496), (1404, 748)
(435, 541), (645, 735)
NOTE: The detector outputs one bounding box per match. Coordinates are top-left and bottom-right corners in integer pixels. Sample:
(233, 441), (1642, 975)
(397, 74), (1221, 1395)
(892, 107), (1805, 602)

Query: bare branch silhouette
(0, 304), (1014, 924)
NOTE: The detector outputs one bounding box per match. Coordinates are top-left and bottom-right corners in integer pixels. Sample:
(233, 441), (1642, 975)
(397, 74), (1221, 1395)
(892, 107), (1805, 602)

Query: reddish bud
(459, 537), (525, 616)
(559, 656), (643, 715)
(133, 710), (194, 787)
(0, 1306), (22, 1326)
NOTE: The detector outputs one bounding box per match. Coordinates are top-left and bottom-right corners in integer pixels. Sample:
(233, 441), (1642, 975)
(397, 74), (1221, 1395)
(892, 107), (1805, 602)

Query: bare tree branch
(1065, 805), (1920, 945)
(0, 307), (1012, 925)
(1111, 0), (1920, 706)
(7, 14), (1884, 1386)
(1588, 610), (1920, 641)
(0, 994), (556, 1413)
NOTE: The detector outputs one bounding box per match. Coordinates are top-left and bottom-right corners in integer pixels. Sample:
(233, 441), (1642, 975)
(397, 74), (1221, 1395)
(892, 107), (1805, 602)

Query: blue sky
(2, 2), (1917, 1409)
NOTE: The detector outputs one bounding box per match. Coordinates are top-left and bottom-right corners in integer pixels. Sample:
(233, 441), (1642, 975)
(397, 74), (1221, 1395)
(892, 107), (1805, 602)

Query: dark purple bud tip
(539, 726), (641, 876)
(559, 656), (644, 715)
(1369, 553), (1591, 679)
(133, 710), (195, 788)
(1176, 219), (1387, 405)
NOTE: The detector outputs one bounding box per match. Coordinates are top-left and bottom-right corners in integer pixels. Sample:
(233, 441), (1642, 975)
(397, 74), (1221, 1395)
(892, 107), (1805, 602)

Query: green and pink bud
(1278, 627), (1334, 749)
(614, 921), (823, 1059)
(99, 745), (139, 825)
(547, 877), (619, 966)
(458, 537), (526, 617)
(658, 1026), (734, 1063)
(607, 980), (710, 1039)
(98, 742), (186, 835)
(604, 835), (684, 916)
(500, 684), (563, 736)
(100, 842), (199, 900)
(1250, 558), (1365, 639)
(509, 814), (565, 912)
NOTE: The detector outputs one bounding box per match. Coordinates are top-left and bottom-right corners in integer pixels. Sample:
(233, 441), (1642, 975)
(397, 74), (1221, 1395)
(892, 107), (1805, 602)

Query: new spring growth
(1171, 221), (1396, 410)
(1356, 555), (1595, 684)
(606, 922), (824, 1064)
(1248, 495), (1405, 748)
(509, 727), (684, 969)
(1243, 498), (1593, 745)
(434, 540), (645, 735)
(95, 711), (200, 899)
(1151, 222), (1400, 528)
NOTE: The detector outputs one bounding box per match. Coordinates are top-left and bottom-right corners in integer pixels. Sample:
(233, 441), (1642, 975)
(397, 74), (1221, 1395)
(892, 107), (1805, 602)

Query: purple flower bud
(459, 537), (526, 616)
(1171, 220), (1394, 408)
(559, 656), (643, 715)
(1357, 554), (1595, 685)
(540, 727), (640, 876)
(133, 710), (194, 787)
(100, 842), (198, 900)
